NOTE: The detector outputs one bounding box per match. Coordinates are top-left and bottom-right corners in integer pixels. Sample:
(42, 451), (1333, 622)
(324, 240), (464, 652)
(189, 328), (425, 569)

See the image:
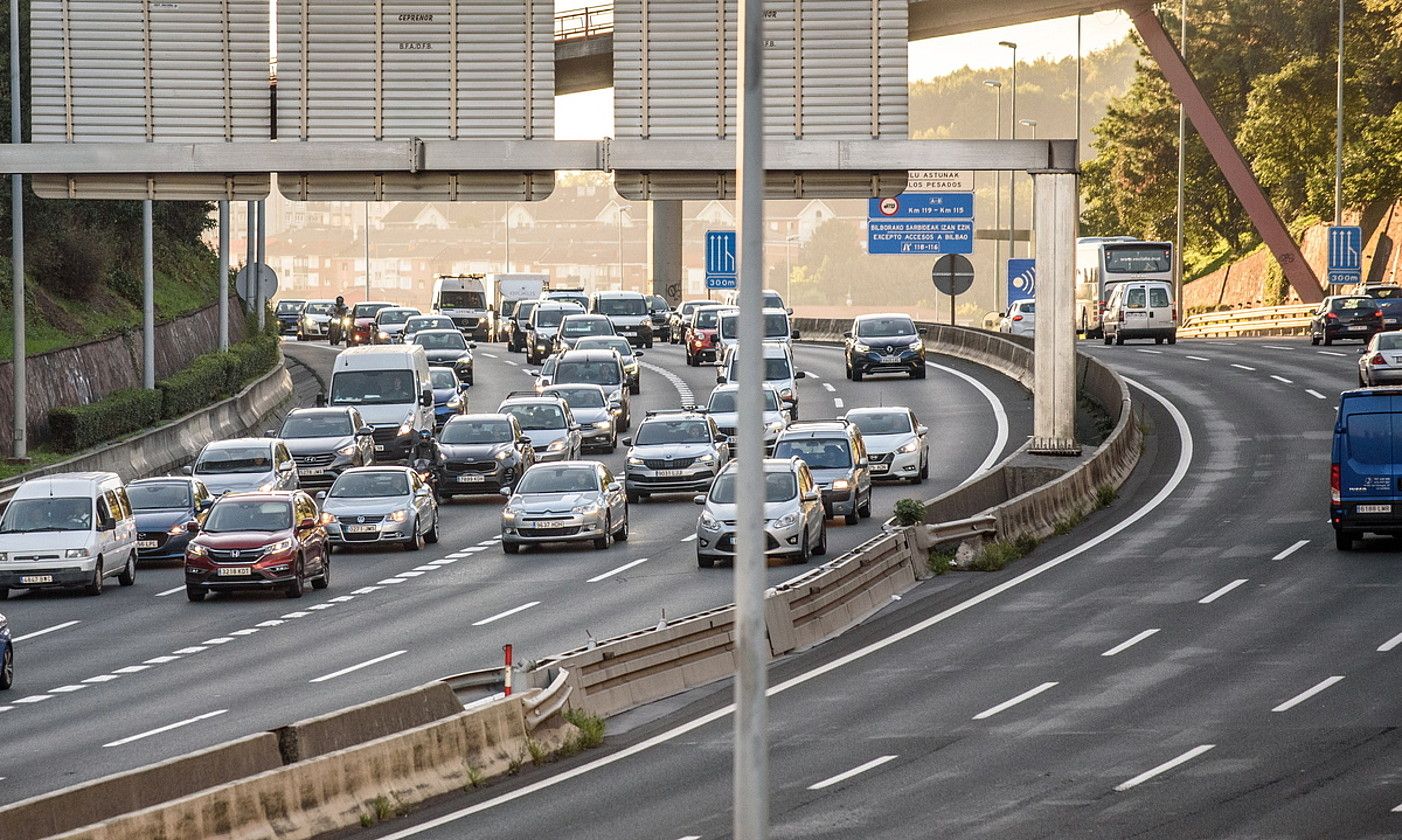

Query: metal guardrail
(523, 668), (573, 730)
(441, 666), (506, 700)
(555, 5), (614, 41)
(1178, 303), (1315, 339)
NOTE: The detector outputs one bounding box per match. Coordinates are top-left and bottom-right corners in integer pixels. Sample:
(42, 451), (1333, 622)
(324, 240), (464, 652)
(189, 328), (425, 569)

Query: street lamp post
(1020, 119), (1039, 246)
(1175, 0), (1187, 306)
(999, 41), (1018, 266)
(984, 79), (1003, 313)
(1334, 0), (1345, 227)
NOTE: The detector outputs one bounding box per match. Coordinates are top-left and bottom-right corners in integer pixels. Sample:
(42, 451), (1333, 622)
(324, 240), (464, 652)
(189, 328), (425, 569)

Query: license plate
(300, 466), (326, 476)
(137, 540), (159, 549)
(347, 524), (380, 533)
(19, 575), (53, 585)
(655, 469), (690, 477)
(1126, 311), (1148, 318)
(1357, 504), (1392, 514)
(529, 519), (572, 529)
(374, 444), (386, 452)
(457, 474), (485, 483)
(1349, 325), (1367, 331)
(217, 567), (252, 577)
(871, 464), (889, 473)
(881, 355), (902, 363)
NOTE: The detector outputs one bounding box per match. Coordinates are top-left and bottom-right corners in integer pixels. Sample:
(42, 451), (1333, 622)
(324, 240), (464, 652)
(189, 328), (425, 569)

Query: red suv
(183, 491), (330, 601)
(686, 305), (725, 367)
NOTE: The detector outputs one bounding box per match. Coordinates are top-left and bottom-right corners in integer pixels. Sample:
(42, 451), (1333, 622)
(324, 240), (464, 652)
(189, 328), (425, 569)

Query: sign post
(705, 230), (738, 291)
(1327, 225), (1363, 289)
(932, 254), (975, 326)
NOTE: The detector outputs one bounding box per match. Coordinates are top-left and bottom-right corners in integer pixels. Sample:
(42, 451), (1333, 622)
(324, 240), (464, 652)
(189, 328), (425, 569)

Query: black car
(1310, 295), (1384, 346)
(127, 477), (213, 563)
(436, 414), (536, 498)
(843, 313), (928, 381)
(647, 295), (672, 342)
(412, 329), (476, 384)
(272, 407), (376, 489)
(275, 299), (307, 335)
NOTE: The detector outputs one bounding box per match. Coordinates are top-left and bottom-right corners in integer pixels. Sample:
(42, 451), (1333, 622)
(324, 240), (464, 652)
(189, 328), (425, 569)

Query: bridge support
(648, 199), (684, 305)
(1030, 170), (1080, 455)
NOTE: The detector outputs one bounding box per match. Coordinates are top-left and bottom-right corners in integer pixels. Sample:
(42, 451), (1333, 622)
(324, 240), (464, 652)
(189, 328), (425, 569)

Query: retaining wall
(274, 682), (465, 764)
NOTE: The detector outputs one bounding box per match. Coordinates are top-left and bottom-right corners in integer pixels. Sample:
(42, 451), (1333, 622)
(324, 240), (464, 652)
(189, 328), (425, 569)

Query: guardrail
(1178, 303), (1315, 338)
(555, 4), (613, 40)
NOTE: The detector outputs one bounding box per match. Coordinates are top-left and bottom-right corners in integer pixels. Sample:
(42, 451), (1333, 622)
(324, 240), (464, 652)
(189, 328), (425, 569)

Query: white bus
(1075, 238), (1174, 338)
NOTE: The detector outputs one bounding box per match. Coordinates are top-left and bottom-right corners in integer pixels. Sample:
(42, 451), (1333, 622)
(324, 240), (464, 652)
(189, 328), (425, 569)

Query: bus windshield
(1104, 245), (1172, 274)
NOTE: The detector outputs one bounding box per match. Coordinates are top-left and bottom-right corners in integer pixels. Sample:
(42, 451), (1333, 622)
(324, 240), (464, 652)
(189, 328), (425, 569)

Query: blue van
(1332, 389), (1402, 550)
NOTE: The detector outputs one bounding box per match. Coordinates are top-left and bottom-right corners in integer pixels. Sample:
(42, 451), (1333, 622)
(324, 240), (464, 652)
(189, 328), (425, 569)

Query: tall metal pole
(1075, 16), (1083, 149)
(985, 80), (1002, 314)
(1174, 0), (1187, 304)
(218, 200), (229, 350)
(245, 200), (255, 312)
(364, 201), (371, 300)
(255, 198), (266, 329)
(1333, 0), (1344, 226)
(1000, 42), (1018, 261)
(9, 0), (26, 459)
(733, 0), (768, 832)
(504, 204), (513, 272)
(142, 200), (155, 389)
(1021, 119), (1039, 243)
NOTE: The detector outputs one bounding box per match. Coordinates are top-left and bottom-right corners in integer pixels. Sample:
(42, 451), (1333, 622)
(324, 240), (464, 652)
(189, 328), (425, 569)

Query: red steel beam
(1127, 2), (1324, 303)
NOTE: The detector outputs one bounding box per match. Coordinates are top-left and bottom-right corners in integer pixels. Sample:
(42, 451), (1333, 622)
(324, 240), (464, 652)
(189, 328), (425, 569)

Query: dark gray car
(272, 407), (374, 490)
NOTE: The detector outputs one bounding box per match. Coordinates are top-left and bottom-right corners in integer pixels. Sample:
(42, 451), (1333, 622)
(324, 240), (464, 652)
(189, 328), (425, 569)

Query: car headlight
(378, 331), (390, 340)
(187, 543), (209, 557)
(264, 537), (295, 553)
(898, 438), (921, 454)
(0, 551), (7, 562)
(780, 388), (795, 400)
(831, 479), (851, 491)
(65, 547), (90, 558)
(770, 512), (800, 529)
(609, 389), (624, 404)
(593, 420), (613, 430)
(397, 415), (415, 437)
(765, 421), (784, 435)
(853, 342), (870, 353)
(572, 502), (600, 516)
(627, 456), (646, 466)
(446, 394), (464, 410)
(696, 453), (717, 465)
(387, 509), (410, 523)
(336, 443), (359, 456)
(495, 449), (513, 462)
(258, 479), (279, 492)
(699, 511), (721, 531)
(547, 438), (568, 452)
(502, 507), (519, 521)
(167, 523), (188, 536)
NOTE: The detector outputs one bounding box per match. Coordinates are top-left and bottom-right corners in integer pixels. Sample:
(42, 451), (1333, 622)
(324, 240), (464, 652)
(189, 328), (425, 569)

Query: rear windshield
(596, 297), (647, 316)
(728, 357), (792, 382)
(563, 318), (614, 337)
(848, 412), (912, 436)
(575, 337), (633, 357)
(515, 301), (538, 320)
(1377, 334), (1402, 350)
(1346, 413), (1392, 466)
(1149, 288), (1171, 308)
(1367, 287), (1402, 299)
(1334, 297), (1380, 311)
(707, 390), (780, 413)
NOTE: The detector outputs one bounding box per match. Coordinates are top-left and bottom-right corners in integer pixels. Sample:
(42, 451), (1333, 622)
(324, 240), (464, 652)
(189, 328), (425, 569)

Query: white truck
(431, 275), (493, 342)
(489, 273), (548, 342)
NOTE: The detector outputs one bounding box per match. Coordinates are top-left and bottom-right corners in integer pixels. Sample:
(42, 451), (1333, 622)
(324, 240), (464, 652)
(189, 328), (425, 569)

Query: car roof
(129, 476), (198, 485)
(854, 312), (915, 321)
(14, 471), (121, 497)
(355, 300), (396, 307)
(537, 300), (583, 309)
(557, 349), (621, 362)
(777, 421), (852, 438)
(593, 290), (644, 298)
(843, 406), (909, 416)
(378, 307), (420, 315)
(563, 313), (611, 320)
(543, 383), (608, 394)
(204, 437), (275, 450)
(286, 406), (355, 417)
(414, 328), (464, 336)
(212, 491), (299, 504)
(339, 466), (414, 477)
(452, 412), (514, 422)
(501, 394), (568, 406)
(718, 457), (804, 476)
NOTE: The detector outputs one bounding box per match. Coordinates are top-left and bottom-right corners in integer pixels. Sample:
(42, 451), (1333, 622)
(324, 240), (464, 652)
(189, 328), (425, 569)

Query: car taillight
(1331, 463), (1341, 504)
(1171, 307), (1177, 321)
(1326, 312), (1338, 320)
(1372, 353), (1387, 365)
(1098, 300), (1107, 312)
(1376, 310), (1385, 318)
(1012, 315), (1023, 322)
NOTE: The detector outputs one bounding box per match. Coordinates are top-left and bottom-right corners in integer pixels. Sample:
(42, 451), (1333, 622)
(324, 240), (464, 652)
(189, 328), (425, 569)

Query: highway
(347, 338), (1402, 840)
(0, 337), (1030, 806)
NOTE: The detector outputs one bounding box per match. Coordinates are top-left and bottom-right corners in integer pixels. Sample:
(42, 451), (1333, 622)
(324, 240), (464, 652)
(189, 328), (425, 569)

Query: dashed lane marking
(1185, 355), (1210, 362)
(1229, 363), (1256, 371)
(1271, 676), (1345, 713)
(1270, 375), (1294, 384)
(972, 682), (1058, 720)
(587, 557), (650, 583)
(807, 755), (898, 790)
(1101, 629), (1160, 657)
(310, 650), (408, 684)
(103, 709), (228, 748)
(1272, 540), (1309, 560)
(1114, 745), (1215, 792)
(1198, 579), (1248, 604)
(12, 620), (80, 643)
(1306, 389), (1328, 400)
(472, 601), (540, 626)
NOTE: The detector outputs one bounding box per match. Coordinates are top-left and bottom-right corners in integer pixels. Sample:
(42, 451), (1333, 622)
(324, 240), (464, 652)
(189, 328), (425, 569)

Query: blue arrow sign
(1327, 225), (1363, 286)
(705, 230), (737, 290)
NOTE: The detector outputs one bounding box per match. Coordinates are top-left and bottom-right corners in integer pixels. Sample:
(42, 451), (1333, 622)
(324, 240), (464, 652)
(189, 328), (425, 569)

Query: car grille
(523, 525), (581, 538)
(451, 316), (481, 329)
(207, 548), (267, 564)
(297, 454), (335, 467)
(343, 531), (383, 542)
(716, 534), (780, 551)
(870, 452), (894, 465)
(445, 460), (497, 473)
(716, 425), (737, 437)
(339, 514), (385, 524)
(371, 427), (400, 447)
(10, 553), (61, 562)
(642, 456), (697, 470)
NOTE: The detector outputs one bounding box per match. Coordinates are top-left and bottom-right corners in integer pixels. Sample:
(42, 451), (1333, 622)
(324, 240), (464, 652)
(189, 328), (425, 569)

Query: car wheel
(852, 367), (864, 382)
(405, 519), (425, 551)
(796, 527), (811, 564)
(117, 553), (137, 586)
(0, 645), (12, 690)
(844, 361), (853, 380)
(0, 588), (8, 600)
(312, 556), (331, 590)
(630, 381), (640, 395)
(845, 508), (860, 526)
(607, 436), (618, 454)
(919, 454), (929, 481)
(1167, 335), (1178, 345)
(859, 491), (872, 519)
(594, 516), (613, 550)
(697, 552), (715, 568)
(627, 491), (641, 504)
(1155, 337), (1163, 345)
(616, 514), (629, 542)
(1310, 333), (1320, 346)
(425, 511), (440, 544)
(1103, 332), (1112, 346)
(284, 560), (306, 599)
(186, 585), (206, 602)
(1114, 333), (1125, 346)
(912, 365), (926, 380)
(83, 559), (104, 597)
(813, 523), (828, 557)
(1335, 530), (1355, 551)
(1324, 335), (1333, 346)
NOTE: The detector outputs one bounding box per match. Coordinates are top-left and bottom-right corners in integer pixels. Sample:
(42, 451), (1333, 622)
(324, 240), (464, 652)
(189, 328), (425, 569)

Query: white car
(716, 341), (806, 419)
(0, 472), (138, 597)
(843, 407), (929, 483)
(999, 299), (1036, 337)
(704, 383), (789, 454)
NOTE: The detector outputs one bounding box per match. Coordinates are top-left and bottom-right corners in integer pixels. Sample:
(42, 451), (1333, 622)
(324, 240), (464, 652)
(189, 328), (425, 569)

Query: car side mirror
(621, 437), (632, 447)
(693, 494), (707, 505)
(528, 369), (540, 377)
(917, 425), (928, 435)
(185, 519), (201, 534)
(181, 465), (194, 476)
(608, 481), (623, 493)
(842, 331), (852, 338)
(570, 424), (582, 433)
(314, 393), (327, 407)
(803, 491), (820, 502)
(1358, 347), (1367, 355)
(918, 327), (929, 336)
(786, 307), (794, 315)
(198, 499), (213, 512)
(714, 434), (728, 444)
(791, 329), (801, 339)
(420, 389), (433, 407)
(518, 436), (532, 445)
(356, 426), (374, 437)
(635, 350), (645, 357)
(99, 516), (117, 531)
(280, 460), (296, 473)
(795, 371), (807, 379)
(469, 342), (477, 349)
(716, 375), (725, 384)
(499, 487), (512, 497)
(298, 516), (317, 530)
(264, 429), (277, 438)
(858, 459), (869, 468)
(315, 490), (328, 502)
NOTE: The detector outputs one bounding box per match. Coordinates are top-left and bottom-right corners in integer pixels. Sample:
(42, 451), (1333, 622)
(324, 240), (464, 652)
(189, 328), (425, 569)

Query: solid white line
(12, 620), (80, 642)
(1270, 375), (1294, 384)
(972, 682), (1058, 720)
(1115, 745), (1215, 792)
(103, 709), (229, 748)
(822, 382), (836, 392)
(309, 650), (408, 684)
(472, 601), (540, 626)
(1377, 631), (1402, 652)
(1271, 676), (1345, 713)
(1102, 628), (1161, 657)
(1135, 349), (1163, 355)
(928, 361), (1011, 480)
(1306, 389), (1328, 400)
(154, 585), (186, 597)
(1264, 345), (1295, 351)
(807, 755), (898, 790)
(833, 398), (844, 409)
(374, 377), (1195, 840)
(1185, 355), (1211, 361)
(1198, 579), (1248, 604)
(1229, 363), (1256, 371)
(587, 557), (650, 583)
(1272, 539), (1309, 560)
(1318, 350), (1346, 357)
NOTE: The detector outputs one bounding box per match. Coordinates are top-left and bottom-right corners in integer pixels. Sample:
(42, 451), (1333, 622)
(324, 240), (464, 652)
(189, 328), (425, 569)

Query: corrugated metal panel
(276, 0), (554, 202)
(614, 0), (907, 199)
(30, 0), (271, 200)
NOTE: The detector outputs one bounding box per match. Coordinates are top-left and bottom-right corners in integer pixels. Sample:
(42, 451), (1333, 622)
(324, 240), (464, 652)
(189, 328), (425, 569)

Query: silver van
(1102, 280), (1178, 346)
(0, 472), (139, 597)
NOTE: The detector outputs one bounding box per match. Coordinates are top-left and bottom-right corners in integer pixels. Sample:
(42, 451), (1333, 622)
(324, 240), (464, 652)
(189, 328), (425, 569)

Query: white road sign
(906, 171), (975, 192)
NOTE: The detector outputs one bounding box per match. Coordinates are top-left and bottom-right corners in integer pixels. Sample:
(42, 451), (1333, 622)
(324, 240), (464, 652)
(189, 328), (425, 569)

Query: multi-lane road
(0, 336), (1030, 807)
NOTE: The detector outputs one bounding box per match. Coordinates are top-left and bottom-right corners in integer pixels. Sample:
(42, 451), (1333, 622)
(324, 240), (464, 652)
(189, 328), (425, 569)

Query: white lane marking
(1271, 676), (1345, 713)
(971, 682), (1058, 720)
(1264, 345), (1295, 351)
(1198, 579), (1248, 604)
(807, 755), (899, 790)
(1185, 355), (1211, 362)
(481, 352), (498, 358)
(203, 637), (234, 645)
(472, 601), (540, 626)
(351, 586), (382, 595)
(281, 611), (310, 619)
(1377, 631), (1402, 652)
(639, 359), (695, 405)
(329, 595), (356, 602)
(1229, 363), (1256, 371)
(377, 578), (406, 585)
(310, 650), (408, 684)
(1135, 349), (1163, 355)
(143, 655), (181, 664)
(833, 398), (844, 409)
(430, 558), (460, 566)
(112, 665), (150, 674)
(822, 382), (836, 392)
(228, 628), (259, 636)
(1318, 350), (1346, 357)
(255, 620), (284, 628)
(374, 378), (1195, 839)
(13, 695), (53, 704)
(396, 571), (426, 578)
(1392, 803), (1402, 813)
(12, 620), (80, 643)
(1115, 745), (1215, 792)
(587, 557), (650, 583)
(82, 674), (121, 684)
(805, 371), (819, 379)
(927, 361), (1011, 480)
(1306, 389), (1328, 400)
(307, 603), (336, 610)
(1101, 628), (1161, 657)
(681, 534), (697, 542)
(48, 685), (87, 693)
(155, 585), (186, 597)
(1272, 540), (1309, 560)
(412, 564), (439, 572)
(173, 646), (207, 655)
(1270, 375), (1294, 384)
(103, 709), (229, 748)
(476, 539), (497, 547)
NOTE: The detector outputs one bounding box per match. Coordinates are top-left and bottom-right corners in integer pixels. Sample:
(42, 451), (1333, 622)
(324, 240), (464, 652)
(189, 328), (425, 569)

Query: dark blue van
(1332, 389), (1402, 550)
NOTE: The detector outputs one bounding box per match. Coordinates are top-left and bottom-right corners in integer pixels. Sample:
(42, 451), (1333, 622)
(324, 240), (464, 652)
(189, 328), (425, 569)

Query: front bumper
(277, 317), (299, 335)
(299, 319), (329, 337)
(696, 522), (802, 560)
(502, 513), (608, 545)
(869, 448), (921, 480)
(184, 553), (301, 588)
(0, 565), (96, 589)
(851, 349), (924, 374)
(819, 485), (856, 516)
(626, 464), (718, 494)
(533, 445), (573, 463)
(325, 521), (416, 545)
(135, 531), (194, 562)
(580, 425), (615, 449)
(441, 460), (517, 494)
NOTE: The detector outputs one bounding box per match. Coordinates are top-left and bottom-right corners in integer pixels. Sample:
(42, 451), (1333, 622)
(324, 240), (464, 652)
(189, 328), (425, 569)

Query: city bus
(1075, 238), (1174, 338)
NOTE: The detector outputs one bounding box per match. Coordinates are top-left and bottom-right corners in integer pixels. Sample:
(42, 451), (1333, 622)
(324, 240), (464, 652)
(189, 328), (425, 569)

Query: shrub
(564, 709), (606, 749)
(1053, 507), (1087, 536)
(1095, 484), (1118, 509)
(892, 498), (927, 527)
(158, 352), (234, 419)
(48, 387), (163, 453)
(928, 548), (954, 576)
(968, 538), (1036, 572)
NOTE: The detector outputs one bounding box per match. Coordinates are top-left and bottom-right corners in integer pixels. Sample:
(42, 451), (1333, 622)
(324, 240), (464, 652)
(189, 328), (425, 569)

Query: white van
(329, 346), (436, 461)
(0, 472), (138, 597)
(431, 275), (492, 341)
(1102, 280), (1178, 346)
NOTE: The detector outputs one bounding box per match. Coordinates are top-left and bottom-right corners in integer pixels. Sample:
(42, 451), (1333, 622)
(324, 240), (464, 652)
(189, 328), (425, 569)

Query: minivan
(717, 308), (797, 356)
(1102, 280), (1177, 345)
(717, 341), (805, 419)
(1332, 389), (1402, 550)
(0, 472), (138, 597)
(590, 291), (654, 348)
(328, 345), (436, 462)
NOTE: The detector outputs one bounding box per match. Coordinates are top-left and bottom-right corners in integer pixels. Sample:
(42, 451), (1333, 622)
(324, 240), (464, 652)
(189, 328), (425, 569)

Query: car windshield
(554, 360), (621, 387)
(516, 301), (538, 321)
(563, 318), (613, 337)
(329, 471), (409, 499)
(331, 370), (416, 405)
(694, 309), (720, 328)
(277, 301), (304, 314)
(503, 404), (566, 431)
(196, 445), (274, 474)
(719, 313), (739, 339)
(305, 302), (333, 315)
(535, 307), (571, 328)
(203, 500), (292, 533)
(549, 388), (606, 409)
(636, 419), (712, 445)
(442, 419), (514, 444)
(438, 290), (484, 308)
(1368, 287), (1402, 299)
(408, 318), (453, 332)
(763, 294), (785, 309)
(597, 297), (647, 316)
(517, 466), (599, 495)
(415, 332), (467, 350)
(501, 300), (517, 317)
(707, 390), (780, 413)
(764, 313), (789, 338)
(857, 317), (917, 338)
(128, 482), (193, 511)
(1334, 297), (1379, 311)
(378, 309), (417, 326)
(1377, 334), (1402, 351)
(775, 438), (852, 469)
(281, 413), (353, 439)
(354, 303), (390, 318)
(576, 337), (633, 358)
(709, 472), (797, 504)
(849, 412), (912, 436)
(430, 369), (458, 389)
(0, 497), (93, 532)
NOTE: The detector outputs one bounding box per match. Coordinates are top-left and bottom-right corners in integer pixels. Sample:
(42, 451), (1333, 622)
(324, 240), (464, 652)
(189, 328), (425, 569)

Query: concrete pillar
(1030, 171), (1080, 455)
(647, 199), (683, 305)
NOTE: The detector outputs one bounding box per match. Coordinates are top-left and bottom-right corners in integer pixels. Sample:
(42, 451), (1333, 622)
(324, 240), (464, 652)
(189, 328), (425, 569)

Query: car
(317, 466), (439, 551)
(624, 409), (730, 501)
(296, 299), (336, 341)
(704, 383), (789, 453)
(843, 313), (927, 381)
(670, 299), (711, 344)
(998, 299), (1036, 337)
(187, 437), (299, 495)
(591, 291), (654, 347)
(573, 335), (644, 394)
(403, 314), (457, 341)
(273, 407), (375, 489)
(127, 477), (213, 563)
(551, 349), (632, 430)
(693, 458), (826, 568)
(411, 328), (475, 384)
(1311, 295), (1385, 346)
(541, 289), (590, 311)
(275, 299), (307, 335)
(428, 367), (470, 429)
(555, 313), (616, 353)
(501, 461), (629, 553)
(843, 407), (929, 483)
(437, 414), (536, 497)
(712, 306), (743, 359)
(1358, 331), (1402, 386)
(526, 301), (585, 365)
(183, 491), (330, 600)
(498, 392), (582, 463)
(1358, 285), (1402, 330)
(647, 295), (672, 342)
(1331, 388), (1402, 550)
(717, 341), (804, 419)
(685, 304), (726, 366)
(373, 307), (423, 344)
(506, 299), (539, 353)
(532, 354), (561, 391)
(0, 612), (11, 690)
(0, 472), (138, 598)
(542, 384), (618, 453)
(1102, 280), (1178, 346)
(772, 420), (873, 525)
(722, 288), (790, 313)
(348, 301), (397, 346)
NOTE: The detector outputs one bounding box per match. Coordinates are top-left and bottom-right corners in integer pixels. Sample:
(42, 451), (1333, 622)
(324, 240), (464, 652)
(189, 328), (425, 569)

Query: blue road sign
(1007, 259), (1036, 307)
(1327, 225), (1363, 286)
(867, 193), (974, 220)
(705, 230), (737, 290)
(867, 193), (975, 255)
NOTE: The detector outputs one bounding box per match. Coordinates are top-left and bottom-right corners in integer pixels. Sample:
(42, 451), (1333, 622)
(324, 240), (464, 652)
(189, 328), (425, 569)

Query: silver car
(772, 420), (874, 525)
(1358, 330), (1402, 386)
(843, 406), (929, 484)
(187, 438), (299, 496)
(693, 458), (826, 568)
(704, 383), (789, 454)
(542, 384), (617, 453)
(574, 335), (644, 394)
(501, 462), (629, 553)
(317, 466), (439, 551)
(624, 410), (730, 501)
(498, 392), (582, 463)
(555, 313), (616, 353)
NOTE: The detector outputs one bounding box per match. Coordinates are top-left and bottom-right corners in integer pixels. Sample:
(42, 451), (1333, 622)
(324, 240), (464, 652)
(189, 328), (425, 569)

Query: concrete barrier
(0, 733), (282, 840)
(274, 681), (465, 764)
